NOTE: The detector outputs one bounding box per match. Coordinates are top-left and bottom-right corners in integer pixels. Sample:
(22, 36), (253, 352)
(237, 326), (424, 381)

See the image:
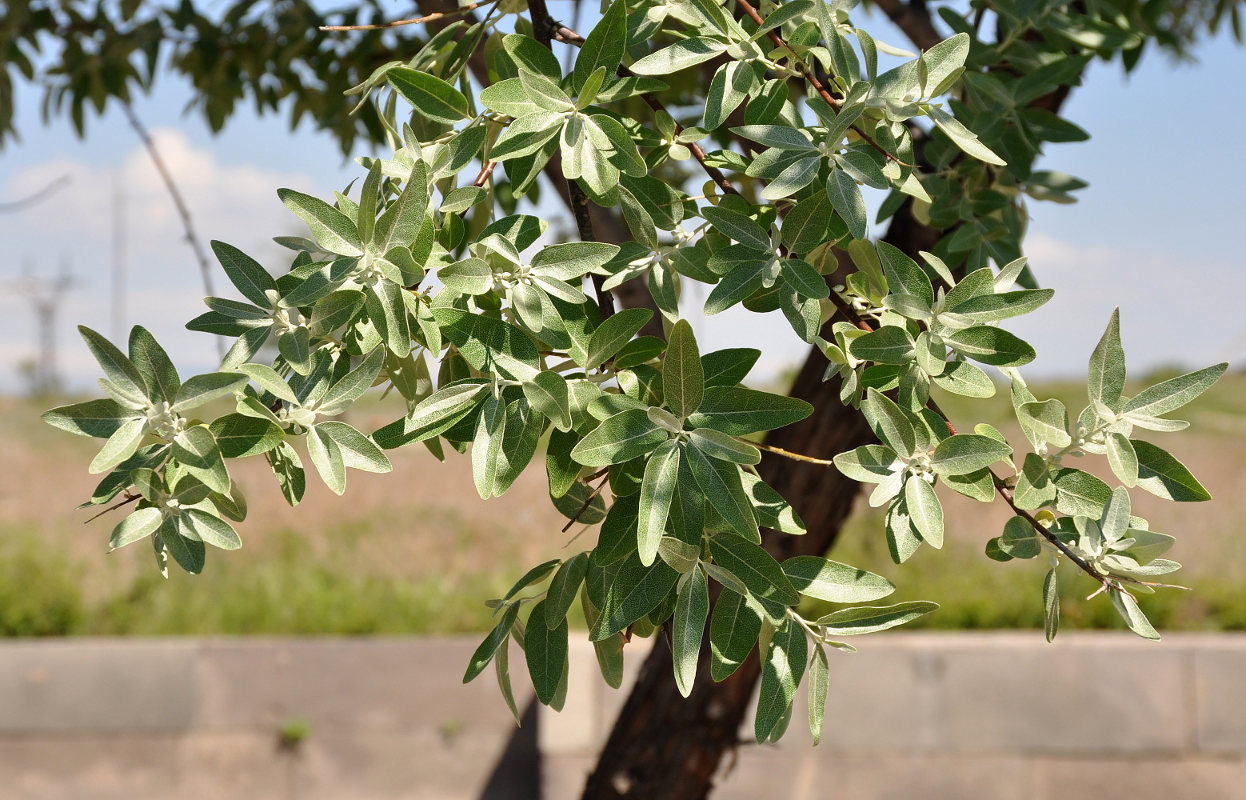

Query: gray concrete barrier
(0, 634), (1242, 799)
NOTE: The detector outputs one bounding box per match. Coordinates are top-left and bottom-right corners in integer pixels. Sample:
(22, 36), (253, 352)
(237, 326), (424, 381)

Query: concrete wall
(0, 634), (1243, 799)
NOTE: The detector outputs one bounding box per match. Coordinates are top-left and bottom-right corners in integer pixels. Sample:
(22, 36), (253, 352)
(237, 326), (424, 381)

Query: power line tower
(18, 259), (74, 397)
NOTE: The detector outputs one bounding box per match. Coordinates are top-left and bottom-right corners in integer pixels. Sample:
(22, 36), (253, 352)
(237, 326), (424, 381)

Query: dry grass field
(2, 368), (1243, 636)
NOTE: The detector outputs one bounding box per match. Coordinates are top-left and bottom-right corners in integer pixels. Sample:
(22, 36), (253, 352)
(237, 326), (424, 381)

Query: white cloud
(0, 129), (322, 392)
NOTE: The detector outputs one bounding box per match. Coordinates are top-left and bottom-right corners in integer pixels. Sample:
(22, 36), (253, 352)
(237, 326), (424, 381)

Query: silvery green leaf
(532, 241), (621, 281)
(849, 325), (916, 365)
(919, 33), (970, 97)
(171, 425), (230, 493)
(904, 477), (944, 548)
(471, 395), (506, 500)
(277, 327), (313, 375)
(782, 555), (894, 603)
(1013, 453), (1055, 510)
(630, 37), (729, 75)
(708, 534), (800, 607)
(808, 642), (829, 745)
(862, 388), (916, 457)
(387, 67), (470, 122)
(523, 371), (572, 431)
(732, 125), (818, 151)
(672, 568), (710, 697)
(572, 409), (667, 467)
(1122, 362), (1227, 419)
(826, 168), (867, 240)
(815, 600), (938, 634)
(700, 205), (771, 251)
(658, 536), (701, 574)
(318, 348), (385, 416)
(930, 434), (1012, 476)
(709, 589), (762, 681)
(439, 258), (494, 295)
(129, 326), (181, 403)
(433, 308), (540, 380)
(688, 428), (759, 465)
(79, 326), (147, 404)
(1132, 440), (1210, 502)
(590, 552), (680, 641)
(585, 308), (653, 369)
(870, 469), (905, 508)
(307, 423), (346, 494)
(572, 0), (626, 93)
(944, 326), (1036, 367)
(238, 363), (298, 405)
(663, 319), (705, 420)
(173, 372), (248, 413)
(278, 189), (363, 257)
(704, 60), (751, 131)
(1052, 467), (1113, 517)
(1043, 568), (1060, 642)
(525, 598), (569, 706)
(834, 444), (900, 484)
(998, 516), (1041, 559)
(42, 399), (139, 439)
(109, 507), (163, 550)
(89, 417), (146, 474)
(182, 507), (242, 550)
(494, 639), (521, 725)
(1018, 399), (1072, 450)
(638, 440), (680, 566)
(1106, 432), (1139, 487)
(373, 380), (488, 449)
(931, 360), (996, 397)
(162, 517), (205, 574)
(755, 618), (806, 742)
(686, 445), (758, 542)
(464, 602), (520, 684)
(1109, 587), (1160, 641)
(740, 472), (806, 535)
(877, 243), (934, 311)
(211, 240), (277, 308)
(317, 421), (391, 474)
(925, 105), (1006, 165)
(1088, 309), (1126, 408)
(704, 265), (766, 315)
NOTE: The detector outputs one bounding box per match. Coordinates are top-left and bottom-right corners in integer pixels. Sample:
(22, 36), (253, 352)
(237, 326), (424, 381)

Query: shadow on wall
(481, 698), (541, 800)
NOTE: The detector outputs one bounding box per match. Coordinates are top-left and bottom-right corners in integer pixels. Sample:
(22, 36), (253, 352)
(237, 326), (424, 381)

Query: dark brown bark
(580, 203), (940, 800)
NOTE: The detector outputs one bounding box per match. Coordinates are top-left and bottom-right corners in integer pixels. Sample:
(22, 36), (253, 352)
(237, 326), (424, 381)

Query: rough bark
(580, 202), (940, 800)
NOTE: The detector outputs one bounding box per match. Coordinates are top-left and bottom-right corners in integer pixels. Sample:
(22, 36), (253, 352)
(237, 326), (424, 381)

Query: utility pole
(112, 174), (127, 341)
(19, 259), (74, 397)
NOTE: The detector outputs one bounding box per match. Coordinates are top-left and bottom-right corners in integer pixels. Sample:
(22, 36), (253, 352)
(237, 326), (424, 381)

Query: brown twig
(86, 492), (140, 523)
(752, 441), (837, 465)
(121, 102), (224, 358)
(472, 160), (497, 187)
(561, 472), (612, 533)
(319, 2), (489, 31)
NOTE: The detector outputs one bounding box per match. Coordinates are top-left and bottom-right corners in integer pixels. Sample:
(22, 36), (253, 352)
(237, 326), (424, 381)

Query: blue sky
(0, 13), (1242, 392)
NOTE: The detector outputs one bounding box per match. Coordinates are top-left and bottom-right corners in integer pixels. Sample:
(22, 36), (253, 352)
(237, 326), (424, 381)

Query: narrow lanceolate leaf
(708, 535), (800, 607)
(664, 319), (704, 420)
(826, 168), (867, 239)
(808, 642), (829, 745)
(373, 380), (489, 449)
(688, 387), (813, 436)
(904, 477), (944, 548)
(930, 434), (1012, 476)
(472, 396), (507, 499)
(1088, 308), (1126, 407)
(307, 424), (347, 495)
(463, 602), (520, 683)
(89, 417), (146, 474)
(316, 421), (392, 473)
(1106, 432), (1139, 488)
(545, 553), (590, 628)
(709, 590), (763, 682)
(79, 326), (146, 404)
(525, 599), (569, 706)
(1109, 588), (1160, 641)
(182, 507), (242, 550)
(277, 189), (363, 256)
(1132, 439), (1211, 502)
(572, 0), (626, 93)
(591, 552), (680, 641)
(523, 371), (572, 431)
(629, 37), (729, 75)
(571, 409), (667, 467)
(387, 67), (470, 123)
(210, 414), (284, 458)
(755, 618), (806, 742)
(110, 507), (163, 550)
(815, 601), (939, 635)
(171, 425), (230, 493)
(849, 325), (916, 365)
(862, 388), (916, 457)
(638, 441), (680, 567)
(128, 326), (181, 403)
(686, 444), (758, 542)
(1043, 568), (1060, 643)
(318, 347), (385, 415)
(687, 428), (760, 465)
(1122, 363), (1227, 419)
(672, 569), (710, 698)
(211, 240), (277, 307)
(782, 556), (895, 603)
(585, 308), (653, 369)
(42, 399), (137, 439)
(373, 161), (429, 253)
(172, 372), (247, 412)
(494, 640), (521, 725)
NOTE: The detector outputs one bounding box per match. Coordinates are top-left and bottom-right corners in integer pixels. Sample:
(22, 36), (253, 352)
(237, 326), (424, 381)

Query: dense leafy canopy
(27, 0), (1235, 744)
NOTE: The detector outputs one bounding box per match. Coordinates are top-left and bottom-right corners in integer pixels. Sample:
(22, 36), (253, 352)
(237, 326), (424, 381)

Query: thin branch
(319, 2), (489, 31)
(121, 102), (224, 358)
(85, 493), (139, 523)
(752, 441), (837, 466)
(562, 472), (612, 533)
(0, 174), (72, 213)
(527, 0), (618, 319)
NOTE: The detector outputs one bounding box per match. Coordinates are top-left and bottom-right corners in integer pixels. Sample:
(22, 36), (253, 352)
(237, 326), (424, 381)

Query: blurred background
(0, 1), (1244, 798)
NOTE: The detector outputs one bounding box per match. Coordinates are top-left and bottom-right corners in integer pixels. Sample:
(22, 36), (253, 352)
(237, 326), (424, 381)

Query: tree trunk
(580, 203), (940, 799)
